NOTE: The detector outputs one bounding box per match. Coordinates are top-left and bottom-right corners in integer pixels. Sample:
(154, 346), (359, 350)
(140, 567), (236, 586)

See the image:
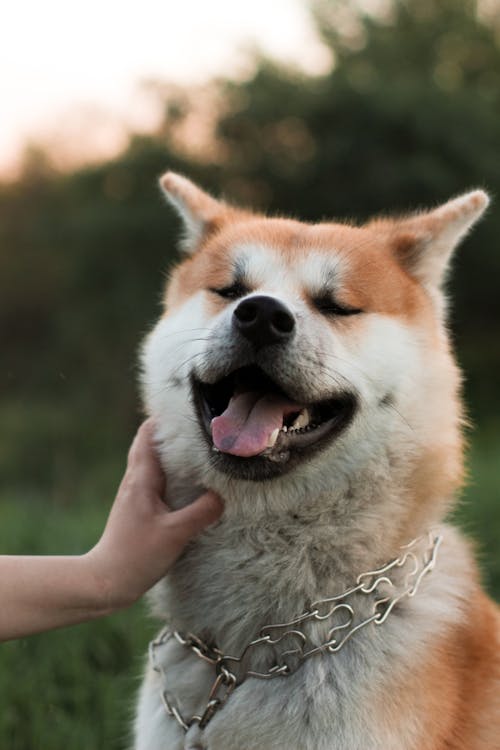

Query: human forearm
(0, 553), (114, 641)
(0, 420), (223, 642)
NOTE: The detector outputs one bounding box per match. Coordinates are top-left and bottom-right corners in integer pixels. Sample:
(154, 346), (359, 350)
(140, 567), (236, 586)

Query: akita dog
(135, 174), (500, 750)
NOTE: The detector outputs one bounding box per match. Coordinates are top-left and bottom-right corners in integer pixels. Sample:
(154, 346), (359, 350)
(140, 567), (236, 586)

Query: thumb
(167, 492), (224, 546)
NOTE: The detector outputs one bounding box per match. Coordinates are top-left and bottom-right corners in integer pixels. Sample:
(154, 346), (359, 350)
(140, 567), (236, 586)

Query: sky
(0, 0), (330, 177)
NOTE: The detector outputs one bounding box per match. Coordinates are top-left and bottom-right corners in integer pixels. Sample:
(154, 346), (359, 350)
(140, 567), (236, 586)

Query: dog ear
(159, 172), (230, 254)
(389, 190), (490, 289)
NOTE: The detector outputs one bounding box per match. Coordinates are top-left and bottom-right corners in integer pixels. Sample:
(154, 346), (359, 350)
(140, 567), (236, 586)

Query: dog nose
(233, 295), (295, 348)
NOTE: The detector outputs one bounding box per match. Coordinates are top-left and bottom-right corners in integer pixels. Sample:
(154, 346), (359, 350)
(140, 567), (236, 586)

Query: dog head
(141, 174), (488, 515)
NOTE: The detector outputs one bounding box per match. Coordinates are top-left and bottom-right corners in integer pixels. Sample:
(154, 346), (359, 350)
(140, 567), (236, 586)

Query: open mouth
(192, 365), (357, 480)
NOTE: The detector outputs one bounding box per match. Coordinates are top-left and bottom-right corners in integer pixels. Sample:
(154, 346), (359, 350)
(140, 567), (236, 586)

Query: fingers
(126, 420), (225, 550)
(126, 419), (165, 494)
(127, 418), (157, 466)
(167, 492), (224, 547)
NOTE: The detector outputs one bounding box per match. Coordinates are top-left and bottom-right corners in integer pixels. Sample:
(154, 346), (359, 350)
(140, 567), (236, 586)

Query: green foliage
(1, 0), (500, 745)
(457, 426), (500, 597)
(0, 427), (498, 750)
(2, 0), (500, 494)
(0, 492), (155, 750)
(214, 1), (500, 412)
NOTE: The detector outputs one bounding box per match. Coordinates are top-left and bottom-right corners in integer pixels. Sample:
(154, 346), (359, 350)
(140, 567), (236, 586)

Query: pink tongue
(211, 392), (301, 457)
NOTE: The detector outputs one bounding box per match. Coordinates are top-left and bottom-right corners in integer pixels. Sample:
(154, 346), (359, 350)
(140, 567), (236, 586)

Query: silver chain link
(149, 531), (442, 733)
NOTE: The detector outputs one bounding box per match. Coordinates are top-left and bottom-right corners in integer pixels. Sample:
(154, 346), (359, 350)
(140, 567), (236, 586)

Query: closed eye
(209, 281), (250, 300)
(312, 295), (363, 317)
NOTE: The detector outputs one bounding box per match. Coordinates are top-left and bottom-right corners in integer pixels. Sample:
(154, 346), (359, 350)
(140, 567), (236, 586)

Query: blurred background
(1, 0), (499, 747)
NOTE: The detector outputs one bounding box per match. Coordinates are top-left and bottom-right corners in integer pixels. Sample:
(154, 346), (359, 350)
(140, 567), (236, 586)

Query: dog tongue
(211, 392), (301, 457)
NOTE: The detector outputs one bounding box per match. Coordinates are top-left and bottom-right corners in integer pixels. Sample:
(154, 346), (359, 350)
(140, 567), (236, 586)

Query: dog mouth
(192, 365), (357, 479)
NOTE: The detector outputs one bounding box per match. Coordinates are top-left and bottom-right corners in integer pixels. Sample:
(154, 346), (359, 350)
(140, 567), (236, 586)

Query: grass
(0, 427), (498, 749)
(455, 423), (500, 598)
(0, 492), (156, 750)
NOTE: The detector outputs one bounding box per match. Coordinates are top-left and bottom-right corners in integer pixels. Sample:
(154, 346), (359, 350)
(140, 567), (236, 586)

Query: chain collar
(149, 530), (443, 733)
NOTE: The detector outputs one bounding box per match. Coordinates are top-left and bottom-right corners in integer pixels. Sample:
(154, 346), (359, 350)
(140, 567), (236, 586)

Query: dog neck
(152, 434), (460, 654)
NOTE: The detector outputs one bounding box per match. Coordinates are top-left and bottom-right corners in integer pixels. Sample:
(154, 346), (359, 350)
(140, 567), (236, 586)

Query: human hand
(86, 419), (223, 611)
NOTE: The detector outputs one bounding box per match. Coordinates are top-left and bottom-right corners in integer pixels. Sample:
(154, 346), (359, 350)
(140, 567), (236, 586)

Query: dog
(134, 173), (500, 750)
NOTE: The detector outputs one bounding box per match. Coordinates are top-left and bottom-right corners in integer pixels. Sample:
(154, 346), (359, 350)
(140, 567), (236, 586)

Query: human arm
(0, 420), (223, 641)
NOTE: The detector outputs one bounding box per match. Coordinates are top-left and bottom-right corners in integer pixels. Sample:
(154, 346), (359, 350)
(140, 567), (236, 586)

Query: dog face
(141, 174), (487, 498)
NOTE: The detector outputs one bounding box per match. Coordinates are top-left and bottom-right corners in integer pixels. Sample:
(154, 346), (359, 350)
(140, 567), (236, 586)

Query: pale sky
(0, 0), (330, 177)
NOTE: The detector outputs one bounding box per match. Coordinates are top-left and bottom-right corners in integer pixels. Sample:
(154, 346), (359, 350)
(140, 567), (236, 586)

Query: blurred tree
(0, 0), (499, 496)
(213, 0), (500, 415)
(1, 5), (500, 744)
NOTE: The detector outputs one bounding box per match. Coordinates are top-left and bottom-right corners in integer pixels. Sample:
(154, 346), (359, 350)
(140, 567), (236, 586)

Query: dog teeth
(268, 428), (280, 448)
(291, 408), (310, 430)
(282, 425), (288, 433)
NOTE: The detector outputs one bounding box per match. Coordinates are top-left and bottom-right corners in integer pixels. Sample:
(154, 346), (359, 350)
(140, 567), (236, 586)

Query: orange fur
(151, 173), (499, 748)
(378, 588), (500, 750)
(166, 216), (431, 324)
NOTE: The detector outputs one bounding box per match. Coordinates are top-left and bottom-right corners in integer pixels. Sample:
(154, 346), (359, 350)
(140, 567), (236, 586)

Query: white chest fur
(134, 525), (471, 750)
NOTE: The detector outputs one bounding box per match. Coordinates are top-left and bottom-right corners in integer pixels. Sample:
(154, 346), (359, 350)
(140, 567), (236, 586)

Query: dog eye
(312, 296), (363, 317)
(210, 282), (249, 300)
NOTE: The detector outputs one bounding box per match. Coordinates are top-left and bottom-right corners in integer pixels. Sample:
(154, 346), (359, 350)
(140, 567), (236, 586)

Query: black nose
(233, 295), (295, 348)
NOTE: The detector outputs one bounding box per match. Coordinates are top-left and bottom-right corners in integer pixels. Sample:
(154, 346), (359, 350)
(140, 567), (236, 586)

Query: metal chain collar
(149, 531), (443, 733)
